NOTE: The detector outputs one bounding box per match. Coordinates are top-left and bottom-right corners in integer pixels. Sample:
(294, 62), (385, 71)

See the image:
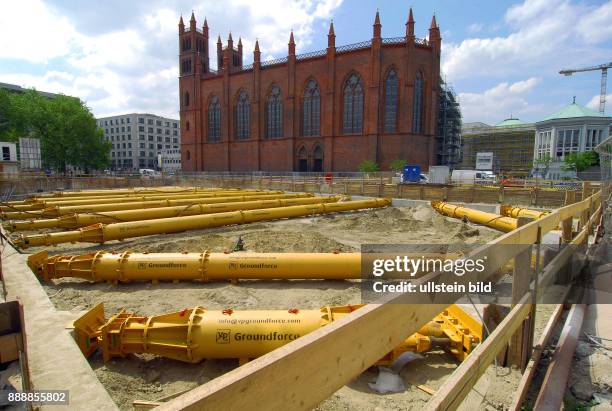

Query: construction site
(0, 148), (609, 411)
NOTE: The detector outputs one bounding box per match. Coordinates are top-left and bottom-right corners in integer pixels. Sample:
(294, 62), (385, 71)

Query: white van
(139, 168), (157, 178)
(451, 169), (490, 184)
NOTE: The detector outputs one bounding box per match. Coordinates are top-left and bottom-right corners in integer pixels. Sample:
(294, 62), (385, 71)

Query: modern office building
(460, 117), (535, 176)
(179, 10), (441, 172)
(96, 114), (181, 171)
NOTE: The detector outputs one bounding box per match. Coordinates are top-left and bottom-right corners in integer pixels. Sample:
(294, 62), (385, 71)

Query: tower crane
(559, 62), (612, 114)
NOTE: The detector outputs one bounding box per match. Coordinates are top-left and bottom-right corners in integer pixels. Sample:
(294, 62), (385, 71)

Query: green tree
(562, 151), (599, 172)
(533, 153), (552, 177)
(389, 159), (407, 172)
(0, 89), (110, 172)
(358, 160), (380, 172)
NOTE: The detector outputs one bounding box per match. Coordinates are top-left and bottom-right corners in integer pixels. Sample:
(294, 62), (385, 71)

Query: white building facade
(533, 102), (611, 179)
(97, 113), (180, 171)
(159, 148), (181, 173)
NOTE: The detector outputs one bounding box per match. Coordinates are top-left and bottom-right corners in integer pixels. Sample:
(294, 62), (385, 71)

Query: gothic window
(236, 91), (250, 140)
(208, 96), (221, 142)
(266, 85), (283, 138)
(312, 145), (324, 172)
(342, 73), (364, 134)
(384, 69), (399, 132)
(302, 80), (320, 136)
(412, 71), (424, 133)
(184, 91), (190, 106)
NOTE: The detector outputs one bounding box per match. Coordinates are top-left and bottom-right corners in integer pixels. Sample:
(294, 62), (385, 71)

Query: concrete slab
(1, 241), (117, 410)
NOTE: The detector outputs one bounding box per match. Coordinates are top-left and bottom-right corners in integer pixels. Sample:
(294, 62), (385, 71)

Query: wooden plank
(158, 191), (602, 411)
(509, 303), (565, 410)
(508, 217), (534, 368)
(425, 294), (532, 411)
(533, 304), (586, 411)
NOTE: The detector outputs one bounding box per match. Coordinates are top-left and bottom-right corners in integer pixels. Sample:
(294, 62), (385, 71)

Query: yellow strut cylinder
(4, 194), (328, 231)
(14, 198), (391, 248)
(29, 250), (362, 282)
(74, 303), (481, 364)
(14, 198), (388, 247)
(17, 187), (229, 203)
(3, 189), (277, 211)
(29, 187), (230, 199)
(500, 204), (550, 220)
(2, 192), (307, 221)
(431, 201), (518, 232)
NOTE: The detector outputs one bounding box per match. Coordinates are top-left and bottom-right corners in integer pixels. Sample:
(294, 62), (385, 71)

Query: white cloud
(0, 0), (78, 63)
(586, 93), (612, 113)
(0, 0), (343, 118)
(459, 77), (541, 123)
(467, 23), (482, 33)
(442, 0), (612, 80)
(575, 1), (612, 44)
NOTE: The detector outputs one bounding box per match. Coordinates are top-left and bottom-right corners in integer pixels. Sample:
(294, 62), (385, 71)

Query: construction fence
(0, 172), (599, 207)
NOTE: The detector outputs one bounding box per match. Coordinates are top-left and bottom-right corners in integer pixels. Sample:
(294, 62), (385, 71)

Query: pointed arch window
(184, 91), (190, 106)
(342, 73), (363, 134)
(207, 96), (221, 142)
(266, 85), (283, 138)
(412, 71), (424, 133)
(235, 91), (250, 140)
(384, 69), (399, 132)
(302, 80), (320, 136)
(312, 145), (324, 172)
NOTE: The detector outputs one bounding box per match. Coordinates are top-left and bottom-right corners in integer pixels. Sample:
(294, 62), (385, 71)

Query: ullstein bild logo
(216, 329), (231, 344)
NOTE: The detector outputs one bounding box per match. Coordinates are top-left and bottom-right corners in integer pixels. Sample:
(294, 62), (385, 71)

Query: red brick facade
(179, 10), (441, 172)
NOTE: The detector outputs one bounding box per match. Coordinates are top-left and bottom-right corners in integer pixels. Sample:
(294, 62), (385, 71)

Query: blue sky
(1, 0), (611, 123)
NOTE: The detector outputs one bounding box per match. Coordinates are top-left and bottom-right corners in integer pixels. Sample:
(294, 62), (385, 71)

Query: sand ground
(20, 205), (555, 410)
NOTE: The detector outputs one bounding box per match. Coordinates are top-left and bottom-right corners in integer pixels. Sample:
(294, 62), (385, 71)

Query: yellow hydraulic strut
(0, 190), (278, 212)
(431, 201), (518, 232)
(73, 303), (482, 364)
(29, 250), (452, 283)
(500, 204), (550, 220)
(14, 198), (391, 248)
(16, 187), (230, 202)
(1, 192), (304, 221)
(5, 195), (334, 231)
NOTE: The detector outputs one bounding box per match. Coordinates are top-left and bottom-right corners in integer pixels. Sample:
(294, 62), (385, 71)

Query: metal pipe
(1, 190), (276, 212)
(29, 249), (456, 283)
(13, 198), (391, 248)
(431, 201), (518, 232)
(5, 195), (329, 231)
(500, 205), (550, 220)
(14, 187), (230, 203)
(30, 251), (361, 282)
(73, 303), (481, 364)
(2, 192), (302, 220)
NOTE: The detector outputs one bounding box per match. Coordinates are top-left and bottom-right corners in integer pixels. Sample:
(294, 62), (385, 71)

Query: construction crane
(559, 62), (612, 114)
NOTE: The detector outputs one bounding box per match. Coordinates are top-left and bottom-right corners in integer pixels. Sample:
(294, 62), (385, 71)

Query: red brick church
(179, 9), (441, 172)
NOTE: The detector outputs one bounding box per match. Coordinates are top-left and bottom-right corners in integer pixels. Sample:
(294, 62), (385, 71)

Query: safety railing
(336, 40), (372, 54)
(295, 49), (327, 61)
(155, 189), (602, 411)
(381, 36), (406, 45)
(260, 56), (288, 68)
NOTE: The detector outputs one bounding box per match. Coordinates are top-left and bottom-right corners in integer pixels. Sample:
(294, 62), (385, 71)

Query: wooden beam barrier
(533, 304), (586, 410)
(158, 191), (601, 411)
(424, 294), (532, 411)
(508, 216), (535, 368)
(509, 303), (565, 410)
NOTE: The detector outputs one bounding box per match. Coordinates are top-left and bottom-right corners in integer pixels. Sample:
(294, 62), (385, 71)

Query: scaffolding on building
(436, 79), (462, 170)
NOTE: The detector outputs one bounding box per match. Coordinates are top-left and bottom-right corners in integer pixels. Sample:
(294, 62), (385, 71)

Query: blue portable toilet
(402, 164), (421, 183)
